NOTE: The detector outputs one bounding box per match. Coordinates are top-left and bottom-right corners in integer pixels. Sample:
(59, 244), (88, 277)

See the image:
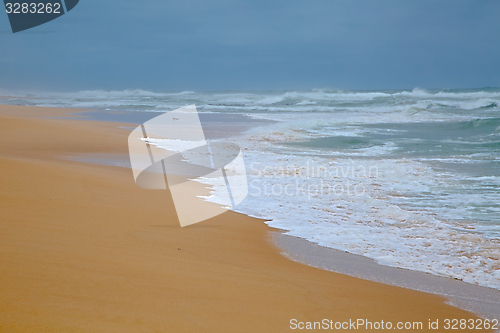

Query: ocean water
(2, 88), (499, 289)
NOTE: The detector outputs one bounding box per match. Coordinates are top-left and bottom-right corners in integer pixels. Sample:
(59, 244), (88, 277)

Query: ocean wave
(3, 88), (500, 114)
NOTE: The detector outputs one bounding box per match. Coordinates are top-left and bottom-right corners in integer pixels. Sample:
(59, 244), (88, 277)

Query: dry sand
(0, 105), (491, 332)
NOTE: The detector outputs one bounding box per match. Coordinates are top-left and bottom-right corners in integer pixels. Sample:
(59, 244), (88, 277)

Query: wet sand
(274, 233), (500, 321)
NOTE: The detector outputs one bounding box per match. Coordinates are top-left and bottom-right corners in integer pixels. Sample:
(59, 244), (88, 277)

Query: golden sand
(0, 105), (486, 332)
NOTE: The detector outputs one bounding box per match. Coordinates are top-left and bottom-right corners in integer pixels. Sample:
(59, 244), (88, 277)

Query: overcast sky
(1, 0), (499, 91)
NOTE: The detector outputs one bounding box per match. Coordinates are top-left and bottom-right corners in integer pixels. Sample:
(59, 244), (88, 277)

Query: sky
(0, 0), (499, 92)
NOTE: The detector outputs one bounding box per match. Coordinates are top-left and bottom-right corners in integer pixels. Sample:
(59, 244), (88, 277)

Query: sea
(2, 88), (499, 290)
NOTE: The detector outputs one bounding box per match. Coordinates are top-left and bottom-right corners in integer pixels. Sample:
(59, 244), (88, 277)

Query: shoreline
(64, 150), (500, 320)
(273, 233), (500, 321)
(0, 104), (494, 332)
(53, 107), (500, 313)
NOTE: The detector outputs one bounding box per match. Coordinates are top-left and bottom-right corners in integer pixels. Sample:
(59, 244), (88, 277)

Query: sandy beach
(0, 105), (490, 332)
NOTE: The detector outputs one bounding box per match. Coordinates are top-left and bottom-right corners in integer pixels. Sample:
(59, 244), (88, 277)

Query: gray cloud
(0, 0), (499, 91)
